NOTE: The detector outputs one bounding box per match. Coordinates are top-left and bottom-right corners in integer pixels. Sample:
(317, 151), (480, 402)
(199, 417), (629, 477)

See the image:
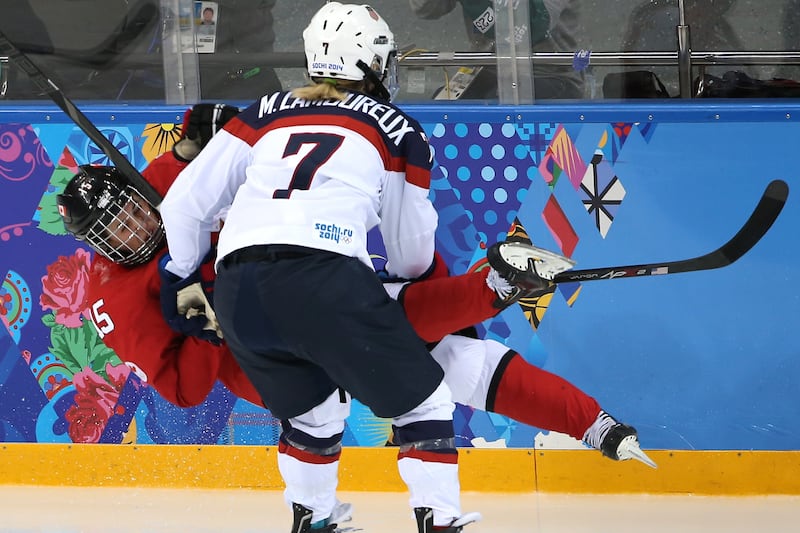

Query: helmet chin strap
(356, 60), (391, 102)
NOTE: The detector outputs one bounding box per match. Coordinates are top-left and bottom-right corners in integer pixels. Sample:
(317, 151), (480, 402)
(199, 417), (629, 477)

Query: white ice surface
(2, 486), (799, 532)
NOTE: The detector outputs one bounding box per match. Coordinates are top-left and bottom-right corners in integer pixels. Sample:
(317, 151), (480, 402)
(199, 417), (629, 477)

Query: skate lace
(485, 268), (514, 298)
(582, 410), (617, 450)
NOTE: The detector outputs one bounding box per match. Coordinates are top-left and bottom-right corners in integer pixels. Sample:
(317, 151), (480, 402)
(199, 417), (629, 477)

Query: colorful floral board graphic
(0, 105), (797, 453)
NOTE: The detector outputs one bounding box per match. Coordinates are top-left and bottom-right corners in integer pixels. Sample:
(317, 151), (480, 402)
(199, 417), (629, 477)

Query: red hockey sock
(400, 271), (498, 343)
(488, 352), (601, 440)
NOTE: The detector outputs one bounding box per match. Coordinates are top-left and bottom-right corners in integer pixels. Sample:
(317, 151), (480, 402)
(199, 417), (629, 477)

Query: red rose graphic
(65, 365), (128, 443)
(106, 362), (132, 390)
(39, 248), (92, 328)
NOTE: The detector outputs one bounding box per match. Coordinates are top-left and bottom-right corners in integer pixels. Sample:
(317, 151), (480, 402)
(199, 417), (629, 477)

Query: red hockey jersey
(86, 150), (262, 407)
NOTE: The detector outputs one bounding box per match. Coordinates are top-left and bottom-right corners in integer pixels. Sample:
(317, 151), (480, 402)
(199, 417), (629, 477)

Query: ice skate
(330, 500), (353, 524)
(485, 241), (575, 308)
(583, 411), (657, 468)
(414, 507), (482, 532)
(290, 502), (339, 533)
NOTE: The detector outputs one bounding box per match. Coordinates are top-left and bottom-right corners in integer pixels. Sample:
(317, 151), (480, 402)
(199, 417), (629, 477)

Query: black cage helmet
(57, 165), (165, 267)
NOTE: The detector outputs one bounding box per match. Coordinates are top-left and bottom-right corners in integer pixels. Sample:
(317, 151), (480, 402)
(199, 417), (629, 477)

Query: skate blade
(451, 511), (483, 527)
(331, 501), (353, 523)
(619, 439), (658, 468)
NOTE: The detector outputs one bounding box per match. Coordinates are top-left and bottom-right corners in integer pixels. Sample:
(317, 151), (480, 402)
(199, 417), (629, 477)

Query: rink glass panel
(2, 1), (800, 103)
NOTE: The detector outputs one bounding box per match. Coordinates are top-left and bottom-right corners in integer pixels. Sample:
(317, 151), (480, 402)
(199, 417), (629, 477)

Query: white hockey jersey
(160, 90), (438, 280)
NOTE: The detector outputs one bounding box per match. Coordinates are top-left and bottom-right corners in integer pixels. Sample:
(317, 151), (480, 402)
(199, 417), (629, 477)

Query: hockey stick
(553, 179), (789, 283)
(0, 27), (163, 207)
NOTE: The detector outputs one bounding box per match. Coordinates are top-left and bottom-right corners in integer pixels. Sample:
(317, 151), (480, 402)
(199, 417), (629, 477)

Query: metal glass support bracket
(677, 0), (693, 98)
(161, 0), (200, 104)
(493, 0), (534, 105)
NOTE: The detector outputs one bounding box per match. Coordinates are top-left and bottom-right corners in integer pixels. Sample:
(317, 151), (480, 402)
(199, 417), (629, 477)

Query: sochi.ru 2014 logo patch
(314, 222), (353, 245)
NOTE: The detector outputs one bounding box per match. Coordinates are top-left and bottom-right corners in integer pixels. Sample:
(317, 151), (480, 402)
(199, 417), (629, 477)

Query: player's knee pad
(281, 389), (351, 458)
(391, 418), (457, 454)
(391, 382), (455, 452)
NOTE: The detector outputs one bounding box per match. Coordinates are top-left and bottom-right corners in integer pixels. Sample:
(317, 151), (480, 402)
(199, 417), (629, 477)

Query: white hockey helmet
(303, 2), (399, 101)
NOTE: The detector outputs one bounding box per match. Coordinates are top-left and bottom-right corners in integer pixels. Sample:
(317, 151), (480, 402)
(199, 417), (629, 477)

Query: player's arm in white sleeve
(379, 127), (438, 280)
(160, 131), (250, 279)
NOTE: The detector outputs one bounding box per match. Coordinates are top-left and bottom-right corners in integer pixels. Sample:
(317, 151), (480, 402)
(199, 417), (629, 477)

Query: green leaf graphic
(46, 315), (124, 383)
(41, 312), (56, 328)
(36, 165), (75, 236)
(49, 322), (87, 377)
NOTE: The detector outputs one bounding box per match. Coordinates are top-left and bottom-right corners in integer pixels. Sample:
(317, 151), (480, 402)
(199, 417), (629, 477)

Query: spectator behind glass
(409, 0), (584, 100)
(623, 0), (741, 53)
(197, 0), (282, 100)
(620, 0), (744, 96)
(53, 0), (281, 100)
(1, 2), (55, 99)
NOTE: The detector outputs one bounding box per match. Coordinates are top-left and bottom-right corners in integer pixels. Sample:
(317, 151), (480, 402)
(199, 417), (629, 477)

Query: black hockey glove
(183, 103), (241, 148)
(158, 253), (223, 345)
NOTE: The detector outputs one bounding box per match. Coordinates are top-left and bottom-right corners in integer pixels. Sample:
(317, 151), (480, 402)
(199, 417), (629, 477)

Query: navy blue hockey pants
(214, 244), (445, 420)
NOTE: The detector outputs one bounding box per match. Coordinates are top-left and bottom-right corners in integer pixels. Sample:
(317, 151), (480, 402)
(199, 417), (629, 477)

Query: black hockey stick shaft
(554, 179), (789, 283)
(0, 28), (163, 207)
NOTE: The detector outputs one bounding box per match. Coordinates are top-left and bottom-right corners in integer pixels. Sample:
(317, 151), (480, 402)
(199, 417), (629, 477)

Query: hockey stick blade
(554, 179), (789, 283)
(0, 27), (162, 207)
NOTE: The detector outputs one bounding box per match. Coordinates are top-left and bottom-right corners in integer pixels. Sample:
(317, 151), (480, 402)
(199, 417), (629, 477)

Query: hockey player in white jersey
(158, 3), (480, 532)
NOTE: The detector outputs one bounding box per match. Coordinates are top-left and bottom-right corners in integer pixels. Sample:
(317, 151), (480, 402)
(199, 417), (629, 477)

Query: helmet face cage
(58, 166), (165, 267)
(83, 186), (165, 267)
(384, 51), (399, 101)
(303, 3), (398, 100)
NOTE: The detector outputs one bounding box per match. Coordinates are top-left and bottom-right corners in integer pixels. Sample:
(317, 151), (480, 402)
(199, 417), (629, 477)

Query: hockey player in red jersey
(59, 145), (652, 466)
(56, 104), (258, 409)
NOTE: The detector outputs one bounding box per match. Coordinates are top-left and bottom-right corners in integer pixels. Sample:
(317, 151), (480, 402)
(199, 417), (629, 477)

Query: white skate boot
(485, 241), (575, 308)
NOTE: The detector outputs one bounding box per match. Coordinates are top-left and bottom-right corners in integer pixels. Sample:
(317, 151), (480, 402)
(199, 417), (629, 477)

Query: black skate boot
(485, 241), (574, 308)
(414, 507), (482, 532)
(290, 502), (338, 533)
(583, 411), (657, 468)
